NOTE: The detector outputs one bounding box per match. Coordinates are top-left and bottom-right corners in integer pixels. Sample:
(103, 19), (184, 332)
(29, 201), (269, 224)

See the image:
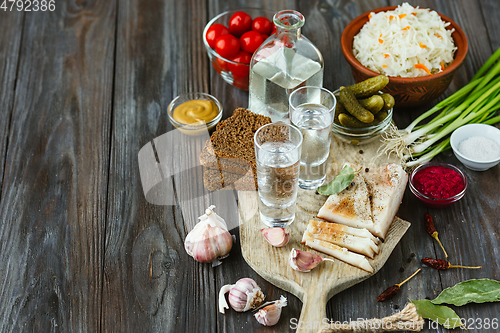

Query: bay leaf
(410, 299), (462, 329)
(431, 278), (500, 306)
(317, 165), (355, 195)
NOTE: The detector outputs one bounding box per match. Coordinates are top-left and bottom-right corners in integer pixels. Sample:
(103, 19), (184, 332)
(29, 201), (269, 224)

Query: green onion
(380, 48), (500, 167)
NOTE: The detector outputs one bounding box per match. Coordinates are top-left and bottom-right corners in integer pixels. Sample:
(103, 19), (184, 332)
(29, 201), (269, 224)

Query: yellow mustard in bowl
(172, 99), (218, 125)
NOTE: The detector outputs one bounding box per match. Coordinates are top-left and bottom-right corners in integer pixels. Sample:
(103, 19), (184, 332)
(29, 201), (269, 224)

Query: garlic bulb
(289, 248), (335, 272)
(254, 295), (287, 326)
(219, 278), (265, 313)
(184, 205), (233, 266)
(260, 227), (290, 247)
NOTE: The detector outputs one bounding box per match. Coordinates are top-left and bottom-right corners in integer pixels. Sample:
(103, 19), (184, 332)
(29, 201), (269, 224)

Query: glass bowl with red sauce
(409, 162), (467, 208)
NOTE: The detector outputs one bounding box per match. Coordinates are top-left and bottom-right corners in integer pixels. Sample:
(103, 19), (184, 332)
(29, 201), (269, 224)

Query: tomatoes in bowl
(228, 51), (252, 77)
(203, 9), (274, 90)
(205, 23), (229, 49)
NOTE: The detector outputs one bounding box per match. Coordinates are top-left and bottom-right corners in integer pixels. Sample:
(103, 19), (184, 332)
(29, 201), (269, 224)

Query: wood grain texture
(0, 1), (116, 332)
(0, 11), (23, 197)
(0, 1), (498, 333)
(103, 0), (220, 332)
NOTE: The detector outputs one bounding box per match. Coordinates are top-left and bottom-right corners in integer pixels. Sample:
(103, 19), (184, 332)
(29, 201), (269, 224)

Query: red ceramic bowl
(409, 162), (467, 208)
(341, 6), (468, 107)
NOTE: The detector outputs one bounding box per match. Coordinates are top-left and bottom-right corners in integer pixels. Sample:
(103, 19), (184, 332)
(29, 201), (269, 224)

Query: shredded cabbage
(353, 2), (457, 78)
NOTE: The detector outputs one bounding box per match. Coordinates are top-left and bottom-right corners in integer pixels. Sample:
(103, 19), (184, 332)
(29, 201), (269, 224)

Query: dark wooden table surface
(1, 0), (499, 332)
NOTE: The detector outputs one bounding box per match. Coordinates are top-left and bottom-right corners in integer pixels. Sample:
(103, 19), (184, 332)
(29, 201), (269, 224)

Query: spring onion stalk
(380, 48), (500, 167)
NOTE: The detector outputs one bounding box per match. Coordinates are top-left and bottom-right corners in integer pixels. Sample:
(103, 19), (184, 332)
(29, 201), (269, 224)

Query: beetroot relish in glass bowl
(409, 162), (467, 208)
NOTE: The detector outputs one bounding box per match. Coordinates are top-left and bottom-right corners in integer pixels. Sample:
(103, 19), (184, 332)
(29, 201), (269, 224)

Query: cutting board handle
(296, 288), (329, 333)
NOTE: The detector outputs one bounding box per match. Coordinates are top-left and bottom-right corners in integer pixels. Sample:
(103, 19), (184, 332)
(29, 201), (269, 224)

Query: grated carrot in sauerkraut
(353, 3), (457, 78)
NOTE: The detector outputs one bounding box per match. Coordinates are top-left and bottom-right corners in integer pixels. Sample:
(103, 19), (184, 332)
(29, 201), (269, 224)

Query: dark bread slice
(199, 107), (271, 172)
(203, 168), (257, 191)
(200, 107), (271, 191)
(202, 155), (253, 175)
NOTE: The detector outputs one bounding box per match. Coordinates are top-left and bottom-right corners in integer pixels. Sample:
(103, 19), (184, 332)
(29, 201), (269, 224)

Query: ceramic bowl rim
(450, 124), (500, 165)
(341, 5), (469, 83)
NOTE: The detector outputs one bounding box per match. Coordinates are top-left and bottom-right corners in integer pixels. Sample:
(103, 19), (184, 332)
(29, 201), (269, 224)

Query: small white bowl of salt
(450, 124), (500, 171)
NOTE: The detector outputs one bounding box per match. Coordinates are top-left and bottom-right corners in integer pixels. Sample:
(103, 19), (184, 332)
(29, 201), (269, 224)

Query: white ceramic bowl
(450, 124), (500, 171)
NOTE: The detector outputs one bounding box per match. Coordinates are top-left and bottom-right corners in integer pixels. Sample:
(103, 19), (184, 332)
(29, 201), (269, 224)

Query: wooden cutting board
(238, 136), (411, 333)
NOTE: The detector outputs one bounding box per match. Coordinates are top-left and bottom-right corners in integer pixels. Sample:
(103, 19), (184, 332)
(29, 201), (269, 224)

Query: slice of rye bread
(199, 107), (272, 176)
(201, 154), (253, 175)
(203, 168), (257, 191)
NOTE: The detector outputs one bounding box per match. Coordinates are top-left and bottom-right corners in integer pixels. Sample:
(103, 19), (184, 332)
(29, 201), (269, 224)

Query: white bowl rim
(450, 124), (500, 164)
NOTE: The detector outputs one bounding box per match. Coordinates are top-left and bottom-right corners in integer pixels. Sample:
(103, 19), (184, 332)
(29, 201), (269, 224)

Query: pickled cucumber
(334, 101), (347, 124)
(381, 93), (395, 111)
(347, 75), (390, 98)
(375, 110), (389, 122)
(338, 113), (370, 128)
(358, 95), (384, 114)
(339, 88), (374, 123)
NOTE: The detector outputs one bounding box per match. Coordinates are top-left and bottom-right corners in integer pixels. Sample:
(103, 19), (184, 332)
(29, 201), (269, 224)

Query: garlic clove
(184, 205), (233, 266)
(289, 248), (334, 272)
(219, 278), (265, 314)
(260, 227), (290, 247)
(254, 295), (287, 326)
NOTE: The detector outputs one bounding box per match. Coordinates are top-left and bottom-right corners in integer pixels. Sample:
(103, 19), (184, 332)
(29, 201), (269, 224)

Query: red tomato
(228, 11), (252, 37)
(240, 31), (264, 54)
(205, 23), (229, 49)
(251, 17), (272, 35)
(232, 74), (249, 90)
(216, 57), (229, 72)
(261, 34), (269, 42)
(215, 34), (240, 59)
(271, 25), (277, 35)
(228, 51), (251, 77)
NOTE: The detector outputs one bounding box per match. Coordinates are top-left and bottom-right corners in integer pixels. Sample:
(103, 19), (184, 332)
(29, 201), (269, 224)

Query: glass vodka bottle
(248, 10), (324, 122)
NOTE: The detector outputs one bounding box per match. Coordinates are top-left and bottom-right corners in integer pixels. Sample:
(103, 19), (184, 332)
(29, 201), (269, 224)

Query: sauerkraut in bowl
(353, 2), (457, 78)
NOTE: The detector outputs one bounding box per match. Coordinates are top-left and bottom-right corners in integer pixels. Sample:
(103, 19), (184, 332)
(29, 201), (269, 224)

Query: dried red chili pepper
(377, 285), (400, 302)
(377, 269), (421, 302)
(424, 213), (448, 258)
(421, 257), (482, 270)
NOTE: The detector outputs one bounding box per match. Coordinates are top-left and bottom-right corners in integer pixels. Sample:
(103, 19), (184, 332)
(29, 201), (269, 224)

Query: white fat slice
(302, 231), (374, 273)
(309, 219), (381, 245)
(305, 220), (379, 258)
(317, 171), (380, 236)
(364, 163), (408, 240)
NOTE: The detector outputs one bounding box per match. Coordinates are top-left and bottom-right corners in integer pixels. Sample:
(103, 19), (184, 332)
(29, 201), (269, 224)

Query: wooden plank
(0, 11), (23, 197)
(480, 0), (500, 50)
(103, 0), (222, 332)
(0, 1), (116, 332)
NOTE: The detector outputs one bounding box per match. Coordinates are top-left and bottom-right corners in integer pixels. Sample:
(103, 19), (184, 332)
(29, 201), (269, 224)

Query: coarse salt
(458, 136), (500, 161)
